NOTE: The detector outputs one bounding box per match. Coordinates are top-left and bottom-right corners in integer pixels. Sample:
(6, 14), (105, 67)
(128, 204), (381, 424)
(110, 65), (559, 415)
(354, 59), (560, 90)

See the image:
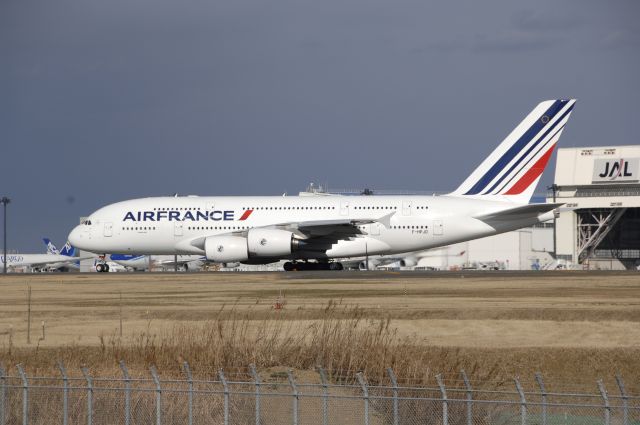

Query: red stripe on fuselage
(505, 144), (556, 195)
(239, 209), (253, 220)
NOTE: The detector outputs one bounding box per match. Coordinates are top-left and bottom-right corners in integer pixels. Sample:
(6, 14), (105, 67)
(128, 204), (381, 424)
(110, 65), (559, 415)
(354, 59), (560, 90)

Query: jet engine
(204, 236), (249, 262)
(204, 229), (303, 263)
(247, 228), (299, 257)
(400, 256), (418, 267)
(358, 259), (380, 270)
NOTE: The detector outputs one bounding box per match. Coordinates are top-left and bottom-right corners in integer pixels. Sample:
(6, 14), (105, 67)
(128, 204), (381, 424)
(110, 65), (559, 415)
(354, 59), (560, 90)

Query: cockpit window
(82, 220), (92, 225)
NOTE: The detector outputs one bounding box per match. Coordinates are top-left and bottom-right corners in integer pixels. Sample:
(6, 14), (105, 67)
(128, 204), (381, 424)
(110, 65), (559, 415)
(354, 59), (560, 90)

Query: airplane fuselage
(69, 194), (550, 261)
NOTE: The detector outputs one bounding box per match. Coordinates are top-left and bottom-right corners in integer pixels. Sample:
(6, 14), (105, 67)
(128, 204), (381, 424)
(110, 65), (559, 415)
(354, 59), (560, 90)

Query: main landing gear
(283, 261), (344, 271)
(95, 262), (110, 272)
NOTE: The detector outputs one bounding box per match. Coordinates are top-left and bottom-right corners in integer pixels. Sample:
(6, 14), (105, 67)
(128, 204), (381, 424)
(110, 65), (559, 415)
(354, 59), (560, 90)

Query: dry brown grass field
(0, 271), (639, 392)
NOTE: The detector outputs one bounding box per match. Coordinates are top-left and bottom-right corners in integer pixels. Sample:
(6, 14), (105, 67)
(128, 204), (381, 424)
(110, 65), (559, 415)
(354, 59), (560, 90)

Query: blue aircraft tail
(43, 238), (59, 255)
(60, 241), (76, 257)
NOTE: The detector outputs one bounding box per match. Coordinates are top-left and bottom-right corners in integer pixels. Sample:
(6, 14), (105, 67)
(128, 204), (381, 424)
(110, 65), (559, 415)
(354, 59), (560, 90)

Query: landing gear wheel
(104, 263), (110, 272)
(96, 263), (104, 273)
(283, 262), (294, 271)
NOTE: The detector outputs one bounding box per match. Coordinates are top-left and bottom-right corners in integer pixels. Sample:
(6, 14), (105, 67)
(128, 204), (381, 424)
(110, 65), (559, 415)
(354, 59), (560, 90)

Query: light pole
(547, 185), (558, 256)
(1, 197), (10, 274)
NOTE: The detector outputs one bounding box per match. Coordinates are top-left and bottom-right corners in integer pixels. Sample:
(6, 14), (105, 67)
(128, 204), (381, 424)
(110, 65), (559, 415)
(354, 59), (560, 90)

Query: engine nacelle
(538, 210), (558, 223)
(400, 256), (417, 267)
(358, 259), (380, 270)
(247, 228), (297, 257)
(204, 236), (248, 262)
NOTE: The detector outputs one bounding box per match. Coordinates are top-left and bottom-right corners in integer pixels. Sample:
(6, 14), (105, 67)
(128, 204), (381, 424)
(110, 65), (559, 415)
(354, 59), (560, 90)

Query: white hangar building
(415, 145), (640, 271)
(413, 224), (554, 271)
(548, 145), (640, 270)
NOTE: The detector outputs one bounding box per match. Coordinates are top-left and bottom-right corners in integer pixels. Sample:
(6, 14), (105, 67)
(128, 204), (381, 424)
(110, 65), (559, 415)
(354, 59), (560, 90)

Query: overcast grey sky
(2, 0), (639, 251)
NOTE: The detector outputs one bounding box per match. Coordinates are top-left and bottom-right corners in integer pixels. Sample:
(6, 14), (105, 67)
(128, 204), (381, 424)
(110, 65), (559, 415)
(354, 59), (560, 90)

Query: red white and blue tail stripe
(450, 99), (576, 204)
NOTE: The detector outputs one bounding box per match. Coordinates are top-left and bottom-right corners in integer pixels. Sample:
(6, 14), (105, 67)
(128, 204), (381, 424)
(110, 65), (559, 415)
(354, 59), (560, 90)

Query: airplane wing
(276, 213), (394, 243)
(7, 257), (85, 268)
(474, 203), (563, 226)
(189, 214), (394, 253)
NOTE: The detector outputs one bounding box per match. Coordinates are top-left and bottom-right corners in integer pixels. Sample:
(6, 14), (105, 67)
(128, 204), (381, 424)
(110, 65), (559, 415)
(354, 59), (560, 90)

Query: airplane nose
(68, 225), (85, 249)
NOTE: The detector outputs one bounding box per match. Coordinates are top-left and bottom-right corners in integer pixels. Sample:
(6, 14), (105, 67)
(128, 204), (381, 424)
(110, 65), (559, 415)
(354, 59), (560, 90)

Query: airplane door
(174, 222), (184, 237)
(402, 200), (412, 216)
(340, 200), (350, 216)
(369, 223), (380, 236)
(433, 220), (444, 236)
(104, 222), (113, 237)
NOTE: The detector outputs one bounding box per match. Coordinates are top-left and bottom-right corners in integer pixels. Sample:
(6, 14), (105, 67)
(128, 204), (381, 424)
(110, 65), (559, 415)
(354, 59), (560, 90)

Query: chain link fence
(1, 362), (638, 425)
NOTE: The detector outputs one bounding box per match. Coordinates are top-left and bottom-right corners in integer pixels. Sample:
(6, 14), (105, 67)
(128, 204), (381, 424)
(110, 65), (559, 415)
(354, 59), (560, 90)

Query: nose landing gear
(95, 256), (110, 273)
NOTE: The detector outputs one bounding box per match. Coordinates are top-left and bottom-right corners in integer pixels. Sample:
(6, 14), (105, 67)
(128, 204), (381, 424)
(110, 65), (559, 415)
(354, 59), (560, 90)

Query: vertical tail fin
(60, 241), (76, 257)
(43, 238), (59, 255)
(450, 99), (576, 204)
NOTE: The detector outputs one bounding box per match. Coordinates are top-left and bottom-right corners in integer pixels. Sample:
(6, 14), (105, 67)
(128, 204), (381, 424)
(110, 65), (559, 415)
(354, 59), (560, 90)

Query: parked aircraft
(355, 250), (467, 270)
(1, 239), (81, 272)
(106, 254), (205, 272)
(68, 99), (576, 271)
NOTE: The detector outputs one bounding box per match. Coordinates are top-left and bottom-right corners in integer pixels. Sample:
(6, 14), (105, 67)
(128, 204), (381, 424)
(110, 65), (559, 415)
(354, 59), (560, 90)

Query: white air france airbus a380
(69, 99), (576, 271)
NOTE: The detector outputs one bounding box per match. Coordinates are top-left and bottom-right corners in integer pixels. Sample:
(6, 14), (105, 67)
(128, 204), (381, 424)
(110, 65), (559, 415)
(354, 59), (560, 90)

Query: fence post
(318, 367), (329, 425)
(16, 364), (28, 425)
(81, 367), (93, 425)
(249, 364), (261, 425)
(287, 370), (299, 425)
(182, 362), (193, 425)
(460, 370), (472, 425)
(119, 361), (131, 425)
(150, 366), (162, 425)
(535, 372), (547, 425)
(435, 374), (448, 425)
(387, 368), (399, 425)
(514, 377), (526, 425)
(218, 369), (229, 425)
(598, 380), (611, 425)
(58, 362), (69, 425)
(0, 363), (5, 425)
(616, 375), (628, 425)
(356, 373), (369, 425)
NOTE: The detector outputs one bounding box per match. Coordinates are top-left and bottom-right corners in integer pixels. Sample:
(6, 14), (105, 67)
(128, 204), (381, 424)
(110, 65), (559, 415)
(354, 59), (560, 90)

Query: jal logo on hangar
(592, 158), (640, 183)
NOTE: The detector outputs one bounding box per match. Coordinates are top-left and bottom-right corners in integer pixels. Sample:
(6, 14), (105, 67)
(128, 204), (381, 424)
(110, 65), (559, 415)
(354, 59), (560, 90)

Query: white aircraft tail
(450, 99), (576, 204)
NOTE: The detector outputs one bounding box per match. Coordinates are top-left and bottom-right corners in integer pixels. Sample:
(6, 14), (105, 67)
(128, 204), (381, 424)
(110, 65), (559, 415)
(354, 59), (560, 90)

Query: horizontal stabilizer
(474, 203), (563, 223)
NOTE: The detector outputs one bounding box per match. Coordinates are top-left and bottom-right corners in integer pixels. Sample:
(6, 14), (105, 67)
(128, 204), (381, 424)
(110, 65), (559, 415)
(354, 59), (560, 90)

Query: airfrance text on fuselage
(123, 210), (237, 222)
